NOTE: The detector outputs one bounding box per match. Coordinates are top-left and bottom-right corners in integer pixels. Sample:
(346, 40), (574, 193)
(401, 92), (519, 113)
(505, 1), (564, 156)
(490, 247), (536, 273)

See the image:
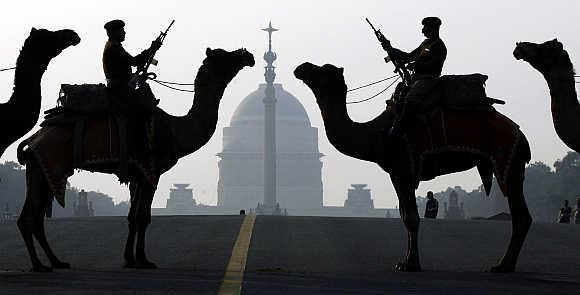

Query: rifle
(132, 20), (175, 87)
(365, 18), (412, 86)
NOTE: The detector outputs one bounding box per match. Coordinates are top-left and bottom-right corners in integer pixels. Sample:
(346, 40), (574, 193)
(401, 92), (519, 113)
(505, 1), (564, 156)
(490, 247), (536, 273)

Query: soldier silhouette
(102, 19), (161, 182)
(424, 191), (439, 219)
(383, 17), (447, 136)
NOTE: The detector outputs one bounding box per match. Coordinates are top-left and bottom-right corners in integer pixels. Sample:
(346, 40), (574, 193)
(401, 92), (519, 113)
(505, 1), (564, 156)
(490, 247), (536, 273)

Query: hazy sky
(1, 1), (579, 209)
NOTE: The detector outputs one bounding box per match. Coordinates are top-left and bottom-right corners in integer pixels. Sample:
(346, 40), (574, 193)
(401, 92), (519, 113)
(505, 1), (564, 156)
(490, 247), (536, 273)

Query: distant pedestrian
(424, 191), (439, 219)
(574, 197), (580, 225)
(558, 200), (572, 224)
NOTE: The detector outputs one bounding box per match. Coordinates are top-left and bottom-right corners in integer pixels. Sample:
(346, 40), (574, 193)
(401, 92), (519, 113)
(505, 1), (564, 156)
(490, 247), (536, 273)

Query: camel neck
(169, 67), (227, 159)
(7, 46), (46, 124)
(545, 68), (578, 111)
(317, 91), (385, 164)
(544, 64), (580, 151)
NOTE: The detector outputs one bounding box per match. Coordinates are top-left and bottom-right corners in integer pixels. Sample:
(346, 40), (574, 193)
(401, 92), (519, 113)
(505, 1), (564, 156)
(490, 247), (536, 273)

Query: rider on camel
(102, 19), (161, 182)
(383, 17), (447, 136)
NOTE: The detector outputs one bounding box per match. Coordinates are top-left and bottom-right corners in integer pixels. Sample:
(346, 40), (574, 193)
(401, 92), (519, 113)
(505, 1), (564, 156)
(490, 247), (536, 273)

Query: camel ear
(31, 28), (37, 34)
(206, 47), (212, 57)
(339, 67), (344, 75)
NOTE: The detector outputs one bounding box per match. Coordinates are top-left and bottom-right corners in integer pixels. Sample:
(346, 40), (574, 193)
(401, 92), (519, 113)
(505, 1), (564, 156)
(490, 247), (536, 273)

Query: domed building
(217, 83), (324, 211)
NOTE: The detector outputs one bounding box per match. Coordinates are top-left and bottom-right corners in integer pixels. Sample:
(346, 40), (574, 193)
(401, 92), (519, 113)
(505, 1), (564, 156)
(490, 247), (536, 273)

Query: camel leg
(491, 160), (532, 273)
(123, 182), (138, 268)
(134, 181), (156, 269)
(32, 200), (70, 269)
(391, 175), (421, 272)
(17, 159), (53, 272)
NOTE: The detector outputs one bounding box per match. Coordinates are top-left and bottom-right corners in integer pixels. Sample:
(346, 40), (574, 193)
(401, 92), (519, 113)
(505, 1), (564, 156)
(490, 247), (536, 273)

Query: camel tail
(518, 132), (531, 164)
(477, 163), (493, 196)
(17, 138), (30, 165)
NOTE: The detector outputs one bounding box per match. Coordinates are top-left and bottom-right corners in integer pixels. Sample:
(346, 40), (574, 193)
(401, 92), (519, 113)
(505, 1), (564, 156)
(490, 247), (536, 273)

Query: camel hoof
(51, 261), (70, 269)
(394, 262), (422, 272)
(32, 264), (53, 272)
(135, 260), (157, 269)
(489, 264), (515, 273)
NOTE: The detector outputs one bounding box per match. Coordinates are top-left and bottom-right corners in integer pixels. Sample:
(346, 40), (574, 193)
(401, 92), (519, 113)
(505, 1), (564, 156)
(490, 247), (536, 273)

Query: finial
(262, 21), (278, 54)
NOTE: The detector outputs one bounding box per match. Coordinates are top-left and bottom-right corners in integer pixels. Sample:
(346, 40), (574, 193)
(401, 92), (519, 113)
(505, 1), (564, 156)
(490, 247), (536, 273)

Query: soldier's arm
(131, 47), (154, 68)
(412, 41), (446, 71)
(388, 46), (414, 64)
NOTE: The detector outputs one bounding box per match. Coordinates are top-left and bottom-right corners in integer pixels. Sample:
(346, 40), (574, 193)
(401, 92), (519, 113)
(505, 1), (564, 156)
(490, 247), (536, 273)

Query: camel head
(513, 39), (574, 76)
(23, 28), (80, 66)
(294, 62), (347, 105)
(197, 48), (255, 87)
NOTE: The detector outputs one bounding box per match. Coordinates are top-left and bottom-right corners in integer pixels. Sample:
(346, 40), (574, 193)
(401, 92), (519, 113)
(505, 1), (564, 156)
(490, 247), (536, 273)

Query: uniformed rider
(102, 19), (161, 182)
(384, 17), (447, 136)
(103, 19), (161, 110)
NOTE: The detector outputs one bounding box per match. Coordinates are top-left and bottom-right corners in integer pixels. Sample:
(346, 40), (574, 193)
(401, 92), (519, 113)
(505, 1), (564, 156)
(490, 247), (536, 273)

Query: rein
(346, 76), (400, 104)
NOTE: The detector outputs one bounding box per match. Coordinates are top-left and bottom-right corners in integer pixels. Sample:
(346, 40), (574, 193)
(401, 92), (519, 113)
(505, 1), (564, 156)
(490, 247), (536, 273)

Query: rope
(346, 77), (400, 105)
(153, 79), (194, 86)
(347, 75), (398, 92)
(151, 79), (194, 93)
(0, 66), (15, 72)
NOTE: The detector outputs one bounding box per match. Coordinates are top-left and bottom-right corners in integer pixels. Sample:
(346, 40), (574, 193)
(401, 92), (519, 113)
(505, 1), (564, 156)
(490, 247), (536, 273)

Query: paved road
(1, 216), (579, 294)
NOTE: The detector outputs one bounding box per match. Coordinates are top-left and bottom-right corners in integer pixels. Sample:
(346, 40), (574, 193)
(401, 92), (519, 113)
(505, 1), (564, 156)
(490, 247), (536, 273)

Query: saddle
(437, 74), (498, 109)
(58, 83), (111, 114)
(41, 83), (158, 182)
(391, 73), (502, 111)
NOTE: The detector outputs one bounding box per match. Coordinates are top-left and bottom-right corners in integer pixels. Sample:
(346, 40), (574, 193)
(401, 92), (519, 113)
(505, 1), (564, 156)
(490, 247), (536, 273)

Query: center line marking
(217, 214), (256, 295)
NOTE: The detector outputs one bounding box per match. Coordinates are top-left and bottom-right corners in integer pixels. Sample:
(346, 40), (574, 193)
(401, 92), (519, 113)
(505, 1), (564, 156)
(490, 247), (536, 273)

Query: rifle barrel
(365, 18), (377, 32)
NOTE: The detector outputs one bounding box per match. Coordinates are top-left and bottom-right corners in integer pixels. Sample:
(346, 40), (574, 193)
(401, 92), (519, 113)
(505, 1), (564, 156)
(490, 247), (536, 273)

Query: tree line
(417, 151), (580, 223)
(0, 161), (128, 217)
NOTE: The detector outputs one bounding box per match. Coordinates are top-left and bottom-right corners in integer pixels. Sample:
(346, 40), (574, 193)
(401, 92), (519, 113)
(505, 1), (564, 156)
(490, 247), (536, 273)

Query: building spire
(258, 21), (281, 215)
(262, 21), (278, 62)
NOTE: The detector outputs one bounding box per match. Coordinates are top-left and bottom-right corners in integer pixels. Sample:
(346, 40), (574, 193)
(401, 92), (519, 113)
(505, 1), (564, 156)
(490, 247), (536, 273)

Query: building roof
(230, 83), (311, 127)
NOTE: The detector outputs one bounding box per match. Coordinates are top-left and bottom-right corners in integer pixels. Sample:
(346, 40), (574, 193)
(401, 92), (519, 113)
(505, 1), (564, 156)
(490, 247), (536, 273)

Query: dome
(230, 83), (311, 127)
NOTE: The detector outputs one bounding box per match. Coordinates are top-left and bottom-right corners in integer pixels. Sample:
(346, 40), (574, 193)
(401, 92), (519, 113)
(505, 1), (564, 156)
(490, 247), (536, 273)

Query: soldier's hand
(384, 56), (391, 64)
(380, 39), (391, 51)
(151, 39), (162, 51)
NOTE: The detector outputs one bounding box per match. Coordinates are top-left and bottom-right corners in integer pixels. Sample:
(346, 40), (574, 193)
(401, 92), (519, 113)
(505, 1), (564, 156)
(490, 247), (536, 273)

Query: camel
(294, 62), (532, 272)
(16, 48), (255, 272)
(0, 28), (80, 158)
(514, 39), (580, 152)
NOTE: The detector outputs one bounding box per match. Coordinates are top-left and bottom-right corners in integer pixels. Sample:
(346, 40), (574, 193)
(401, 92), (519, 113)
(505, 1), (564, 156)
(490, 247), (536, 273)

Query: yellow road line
(217, 214), (256, 295)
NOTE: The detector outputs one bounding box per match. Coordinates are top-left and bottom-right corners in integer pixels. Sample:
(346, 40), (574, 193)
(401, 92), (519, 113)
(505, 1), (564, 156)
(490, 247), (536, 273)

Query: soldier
(558, 200), (572, 224)
(383, 17), (447, 136)
(102, 19), (161, 182)
(103, 19), (161, 109)
(424, 191), (439, 219)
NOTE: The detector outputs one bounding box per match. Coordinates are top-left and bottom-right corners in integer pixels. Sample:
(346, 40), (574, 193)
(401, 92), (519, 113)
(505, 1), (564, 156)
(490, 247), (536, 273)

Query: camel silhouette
(16, 48), (254, 272)
(514, 39), (580, 152)
(0, 28), (80, 158)
(295, 62), (532, 272)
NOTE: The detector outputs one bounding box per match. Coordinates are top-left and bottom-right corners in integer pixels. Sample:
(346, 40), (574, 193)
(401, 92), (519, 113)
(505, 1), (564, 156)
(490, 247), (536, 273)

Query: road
(1, 216), (578, 294)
